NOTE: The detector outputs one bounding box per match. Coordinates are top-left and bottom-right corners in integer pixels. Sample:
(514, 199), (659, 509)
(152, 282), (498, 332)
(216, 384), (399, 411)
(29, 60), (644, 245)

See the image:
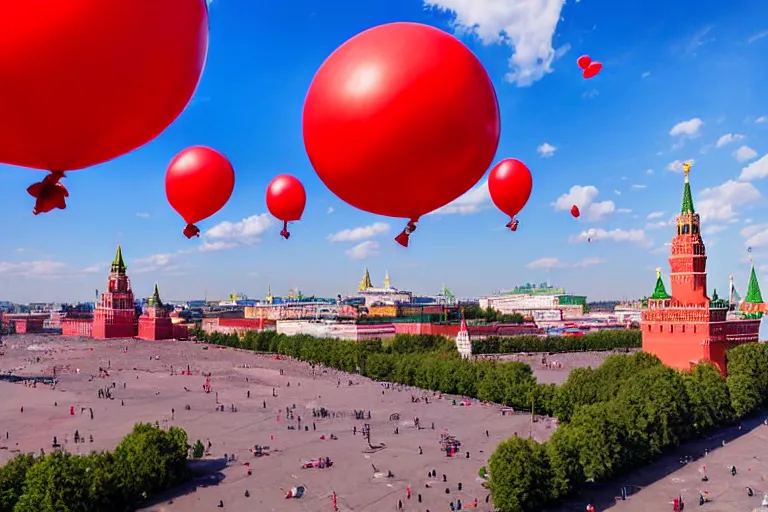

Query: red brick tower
(92, 246), (138, 339)
(642, 162), (764, 375)
(138, 284), (175, 341)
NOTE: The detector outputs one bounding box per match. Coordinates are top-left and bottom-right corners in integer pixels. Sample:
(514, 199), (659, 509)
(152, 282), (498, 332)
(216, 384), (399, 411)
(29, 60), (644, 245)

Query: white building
(455, 316), (471, 359)
(276, 320), (396, 341)
(480, 291), (585, 319)
(353, 269), (412, 306)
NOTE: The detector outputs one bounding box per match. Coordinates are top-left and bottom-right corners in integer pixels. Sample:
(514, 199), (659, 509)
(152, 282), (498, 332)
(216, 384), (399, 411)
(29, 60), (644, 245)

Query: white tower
(455, 311), (472, 359)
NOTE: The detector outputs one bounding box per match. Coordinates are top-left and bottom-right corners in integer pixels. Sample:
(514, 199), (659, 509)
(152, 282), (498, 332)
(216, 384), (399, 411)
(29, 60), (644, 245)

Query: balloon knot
(395, 219), (418, 247)
(280, 221), (290, 240)
(506, 218), (519, 232)
(183, 224), (200, 239)
(27, 171), (69, 215)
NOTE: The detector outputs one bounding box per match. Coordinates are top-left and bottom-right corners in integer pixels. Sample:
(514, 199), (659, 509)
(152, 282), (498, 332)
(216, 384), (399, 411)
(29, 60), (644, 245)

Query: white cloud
(697, 180), (762, 222)
(0, 261), (68, 277)
(756, 116), (767, 124)
(425, 0), (568, 87)
(431, 180), (491, 215)
(739, 154), (768, 181)
(205, 214), (272, 245)
(647, 211), (665, 219)
(199, 241), (237, 252)
(136, 212), (150, 219)
(703, 224), (728, 235)
(667, 159), (695, 172)
(131, 253), (179, 274)
(748, 31), (768, 43)
(669, 118), (704, 138)
(741, 224), (768, 248)
(526, 257), (606, 269)
(537, 142), (556, 157)
(581, 89), (599, 99)
(328, 222), (390, 242)
(641, 71), (651, 79)
(570, 228), (651, 246)
(645, 221), (668, 230)
(734, 145), (758, 163)
(614, 190), (621, 196)
(632, 184), (646, 189)
(326, 206), (335, 214)
(616, 208), (632, 214)
(715, 133), (744, 148)
(346, 241), (380, 260)
(552, 185), (615, 221)
(646, 169), (653, 175)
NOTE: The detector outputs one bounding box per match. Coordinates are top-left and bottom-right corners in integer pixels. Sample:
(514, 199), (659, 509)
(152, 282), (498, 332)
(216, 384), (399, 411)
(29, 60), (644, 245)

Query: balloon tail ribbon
(280, 221), (290, 240)
(506, 218), (519, 232)
(183, 224), (200, 239)
(394, 219), (418, 248)
(27, 171), (68, 215)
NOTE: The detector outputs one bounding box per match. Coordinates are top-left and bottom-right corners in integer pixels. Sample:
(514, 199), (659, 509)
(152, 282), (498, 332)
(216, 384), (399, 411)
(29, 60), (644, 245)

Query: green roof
(111, 245), (126, 274)
(651, 270), (671, 299)
(745, 262), (763, 304)
(681, 172), (695, 214)
(147, 283), (163, 308)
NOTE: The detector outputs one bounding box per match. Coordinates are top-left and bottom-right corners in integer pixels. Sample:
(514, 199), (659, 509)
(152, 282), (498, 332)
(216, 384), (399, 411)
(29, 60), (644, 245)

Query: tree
(0, 453), (36, 512)
(683, 362), (735, 433)
(192, 440), (205, 459)
(13, 451), (91, 512)
(489, 436), (552, 512)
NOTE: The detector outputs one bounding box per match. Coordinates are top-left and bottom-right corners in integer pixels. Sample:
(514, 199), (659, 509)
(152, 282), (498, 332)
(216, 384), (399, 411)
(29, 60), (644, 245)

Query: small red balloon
(488, 159), (533, 231)
(577, 55), (591, 70)
(303, 22), (500, 248)
(583, 62), (602, 79)
(266, 175), (307, 240)
(165, 147), (235, 239)
(571, 205), (581, 218)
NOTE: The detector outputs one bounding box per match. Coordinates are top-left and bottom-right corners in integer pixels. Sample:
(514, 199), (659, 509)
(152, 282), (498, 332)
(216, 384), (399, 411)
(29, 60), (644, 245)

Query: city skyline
(1, 0), (767, 303)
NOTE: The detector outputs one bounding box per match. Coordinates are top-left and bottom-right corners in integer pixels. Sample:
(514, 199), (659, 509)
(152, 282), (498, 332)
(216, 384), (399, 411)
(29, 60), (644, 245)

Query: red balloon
(266, 175), (307, 240)
(303, 22), (500, 247)
(488, 159), (533, 231)
(165, 147), (235, 239)
(583, 62), (602, 79)
(0, 1), (208, 212)
(571, 205), (581, 218)
(577, 55), (591, 70)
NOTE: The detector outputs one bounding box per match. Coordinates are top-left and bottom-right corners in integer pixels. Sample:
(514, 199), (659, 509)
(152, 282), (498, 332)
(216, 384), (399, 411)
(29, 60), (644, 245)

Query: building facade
(92, 246), (138, 339)
(138, 284), (178, 341)
(641, 163), (764, 375)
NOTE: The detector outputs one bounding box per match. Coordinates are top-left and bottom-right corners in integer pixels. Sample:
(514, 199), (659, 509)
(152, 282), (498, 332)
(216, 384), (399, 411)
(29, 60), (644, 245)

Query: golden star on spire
(656, 267), (661, 278)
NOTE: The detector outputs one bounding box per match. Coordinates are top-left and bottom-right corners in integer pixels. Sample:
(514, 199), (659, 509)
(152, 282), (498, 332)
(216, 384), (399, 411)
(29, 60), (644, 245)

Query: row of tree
(0, 423), (190, 512)
(461, 304), (526, 324)
(471, 330), (641, 354)
(489, 343), (768, 511)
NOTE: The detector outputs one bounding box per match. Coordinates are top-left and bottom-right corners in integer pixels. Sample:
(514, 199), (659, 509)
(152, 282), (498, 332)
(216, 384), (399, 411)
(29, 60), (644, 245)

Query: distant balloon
(583, 61), (602, 79)
(266, 175), (307, 239)
(488, 159), (533, 231)
(0, 0), (209, 213)
(303, 22), (501, 248)
(165, 146), (235, 239)
(571, 205), (581, 218)
(577, 55), (591, 70)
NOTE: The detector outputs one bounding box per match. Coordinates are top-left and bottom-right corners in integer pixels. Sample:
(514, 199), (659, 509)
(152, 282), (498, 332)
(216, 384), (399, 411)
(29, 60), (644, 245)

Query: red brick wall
(62, 319), (93, 337)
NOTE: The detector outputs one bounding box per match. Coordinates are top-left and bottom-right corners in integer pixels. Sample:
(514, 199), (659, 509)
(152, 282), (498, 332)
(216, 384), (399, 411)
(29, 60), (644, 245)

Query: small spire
(683, 160), (692, 182)
(358, 268), (373, 291)
(745, 256), (763, 304)
(656, 267), (661, 279)
(651, 268), (671, 300)
(383, 271), (391, 289)
(111, 245), (127, 274)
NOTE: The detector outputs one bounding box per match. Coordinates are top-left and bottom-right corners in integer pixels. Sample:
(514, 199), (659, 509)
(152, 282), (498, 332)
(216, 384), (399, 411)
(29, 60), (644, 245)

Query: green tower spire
(651, 268), (671, 299)
(744, 258), (763, 304)
(111, 245), (127, 274)
(147, 283), (163, 308)
(681, 161), (695, 214)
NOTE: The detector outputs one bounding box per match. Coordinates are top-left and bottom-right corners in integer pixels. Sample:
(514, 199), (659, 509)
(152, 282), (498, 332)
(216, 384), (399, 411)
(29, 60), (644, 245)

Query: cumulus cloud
(326, 206), (335, 214)
(346, 241), (380, 260)
(696, 180), (762, 222)
(206, 214), (272, 245)
(645, 221), (668, 230)
(715, 133), (744, 148)
(328, 222), (390, 242)
(552, 185), (615, 221)
(0, 261), (69, 278)
(136, 212), (150, 219)
(537, 142), (556, 157)
(424, 0), (569, 86)
(756, 116), (767, 124)
(702, 224), (728, 236)
(739, 154), (768, 181)
(670, 118), (704, 138)
(741, 223), (768, 248)
(570, 228), (652, 246)
(667, 159), (695, 172)
(131, 253), (180, 274)
(431, 180), (491, 215)
(526, 257), (606, 269)
(647, 211), (665, 219)
(198, 241), (238, 252)
(734, 145), (758, 163)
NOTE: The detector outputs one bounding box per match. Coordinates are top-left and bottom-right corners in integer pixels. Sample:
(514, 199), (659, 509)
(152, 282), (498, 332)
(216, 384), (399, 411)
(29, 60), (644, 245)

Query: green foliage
(726, 343), (768, 416)
(192, 440), (205, 459)
(462, 304), (525, 324)
(489, 436), (552, 512)
(0, 423), (190, 512)
(473, 330), (641, 355)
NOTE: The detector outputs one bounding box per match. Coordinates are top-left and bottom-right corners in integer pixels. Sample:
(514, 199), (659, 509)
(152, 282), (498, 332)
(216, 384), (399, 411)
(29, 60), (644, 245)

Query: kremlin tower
(641, 162), (765, 376)
(92, 246), (138, 339)
(455, 311), (472, 359)
(137, 284), (175, 341)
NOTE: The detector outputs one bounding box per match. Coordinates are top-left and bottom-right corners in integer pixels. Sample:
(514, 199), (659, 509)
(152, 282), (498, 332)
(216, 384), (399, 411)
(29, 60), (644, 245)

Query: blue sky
(1, 0), (768, 303)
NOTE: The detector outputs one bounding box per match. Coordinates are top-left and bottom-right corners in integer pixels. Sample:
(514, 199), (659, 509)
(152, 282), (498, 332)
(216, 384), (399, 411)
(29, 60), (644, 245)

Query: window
(693, 325), (697, 334)
(682, 325), (686, 333)
(659, 325), (663, 332)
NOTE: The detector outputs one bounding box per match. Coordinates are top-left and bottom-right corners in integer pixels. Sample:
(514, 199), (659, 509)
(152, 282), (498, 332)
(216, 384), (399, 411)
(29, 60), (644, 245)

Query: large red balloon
(303, 22), (500, 247)
(571, 205), (581, 218)
(488, 159), (533, 231)
(165, 147), (235, 239)
(266, 175), (307, 240)
(0, 1), (208, 212)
